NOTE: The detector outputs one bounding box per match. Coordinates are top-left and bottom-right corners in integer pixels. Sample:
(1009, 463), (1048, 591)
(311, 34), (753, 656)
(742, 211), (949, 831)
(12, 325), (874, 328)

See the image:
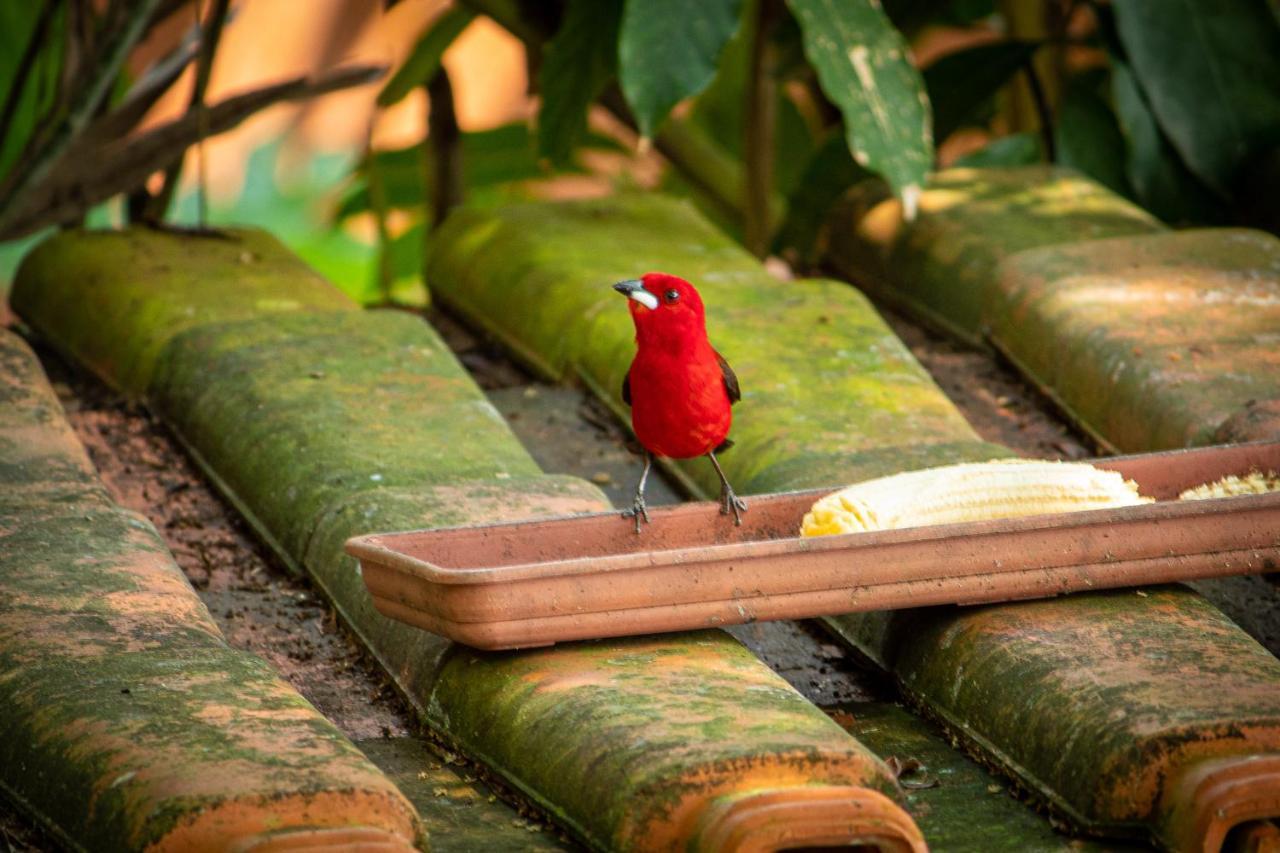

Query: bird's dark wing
(621, 370), (631, 406)
(715, 349), (740, 405)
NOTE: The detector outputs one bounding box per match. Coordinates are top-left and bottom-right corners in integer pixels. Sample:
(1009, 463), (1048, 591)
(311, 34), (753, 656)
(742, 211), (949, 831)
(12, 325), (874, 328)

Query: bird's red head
(612, 272), (707, 349)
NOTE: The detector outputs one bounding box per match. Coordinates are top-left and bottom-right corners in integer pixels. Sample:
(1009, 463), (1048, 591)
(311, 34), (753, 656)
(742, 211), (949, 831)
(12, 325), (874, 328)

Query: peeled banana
(800, 459), (1151, 537)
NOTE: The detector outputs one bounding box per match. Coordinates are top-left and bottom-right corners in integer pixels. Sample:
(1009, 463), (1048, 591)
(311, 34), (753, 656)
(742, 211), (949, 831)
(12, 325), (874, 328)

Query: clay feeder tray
(346, 441), (1280, 650)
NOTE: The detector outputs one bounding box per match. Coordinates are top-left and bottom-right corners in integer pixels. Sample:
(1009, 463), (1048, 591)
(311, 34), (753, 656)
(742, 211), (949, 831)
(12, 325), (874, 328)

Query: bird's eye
(664, 289), (680, 303)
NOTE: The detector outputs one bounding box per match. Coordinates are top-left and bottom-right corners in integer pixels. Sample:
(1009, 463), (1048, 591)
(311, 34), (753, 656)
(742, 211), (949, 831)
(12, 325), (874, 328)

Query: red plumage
(614, 272), (745, 530)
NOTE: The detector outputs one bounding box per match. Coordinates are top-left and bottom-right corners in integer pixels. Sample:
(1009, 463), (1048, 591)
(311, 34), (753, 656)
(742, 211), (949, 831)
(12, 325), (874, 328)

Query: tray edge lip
(344, 490), (1280, 585)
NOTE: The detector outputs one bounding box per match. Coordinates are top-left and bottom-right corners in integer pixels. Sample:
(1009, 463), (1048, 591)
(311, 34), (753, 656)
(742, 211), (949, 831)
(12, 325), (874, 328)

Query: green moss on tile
(10, 228), (355, 395)
(429, 191), (1280, 847)
(358, 736), (569, 852)
(989, 229), (1280, 451)
(851, 588), (1280, 834)
(150, 310), (543, 563)
(427, 195), (996, 499)
(428, 633), (899, 850)
(303, 477), (608, 706)
(0, 330), (109, 513)
(0, 334), (418, 851)
(822, 166), (1164, 344)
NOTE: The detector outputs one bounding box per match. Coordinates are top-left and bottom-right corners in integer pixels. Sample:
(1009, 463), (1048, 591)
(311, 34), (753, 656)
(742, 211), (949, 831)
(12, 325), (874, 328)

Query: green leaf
(1111, 0), (1280, 194)
(378, 6), (475, 107)
(537, 0), (623, 164)
(952, 132), (1042, 168)
(0, 4), (65, 176)
(786, 0), (932, 210)
(618, 0), (744, 139)
(1110, 60), (1222, 225)
(1053, 71), (1131, 198)
(924, 40), (1038, 141)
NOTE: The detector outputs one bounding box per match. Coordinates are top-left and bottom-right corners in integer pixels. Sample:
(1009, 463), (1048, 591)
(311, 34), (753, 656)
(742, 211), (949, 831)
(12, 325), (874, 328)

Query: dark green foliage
(537, 0), (624, 164)
(774, 133), (871, 263)
(1110, 60), (1224, 225)
(951, 132), (1042, 168)
(1054, 71), (1131, 197)
(0, 2), (380, 240)
(1111, 0), (1280, 196)
(924, 40), (1039, 141)
(618, 0), (744, 139)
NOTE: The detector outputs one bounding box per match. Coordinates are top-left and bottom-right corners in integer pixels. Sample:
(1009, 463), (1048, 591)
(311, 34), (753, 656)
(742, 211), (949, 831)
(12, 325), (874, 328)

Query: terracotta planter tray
(346, 442), (1280, 649)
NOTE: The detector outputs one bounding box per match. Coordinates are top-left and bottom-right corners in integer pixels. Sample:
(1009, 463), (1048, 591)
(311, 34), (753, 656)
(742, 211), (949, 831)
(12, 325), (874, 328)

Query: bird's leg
(707, 450), (747, 525)
(622, 451), (653, 533)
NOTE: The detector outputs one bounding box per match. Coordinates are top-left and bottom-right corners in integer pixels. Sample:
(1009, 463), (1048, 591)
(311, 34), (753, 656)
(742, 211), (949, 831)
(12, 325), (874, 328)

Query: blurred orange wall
(139, 0), (531, 201)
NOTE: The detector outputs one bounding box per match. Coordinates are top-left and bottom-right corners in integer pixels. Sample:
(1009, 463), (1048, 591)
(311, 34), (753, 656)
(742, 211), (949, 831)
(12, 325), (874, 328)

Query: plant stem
(427, 68), (462, 226)
(365, 121), (394, 303)
(146, 0), (230, 224)
(744, 0), (779, 257)
(1022, 61), (1056, 161)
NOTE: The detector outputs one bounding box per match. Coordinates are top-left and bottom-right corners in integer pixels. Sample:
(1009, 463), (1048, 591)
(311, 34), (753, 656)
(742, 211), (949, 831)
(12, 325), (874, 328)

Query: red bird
(613, 273), (746, 532)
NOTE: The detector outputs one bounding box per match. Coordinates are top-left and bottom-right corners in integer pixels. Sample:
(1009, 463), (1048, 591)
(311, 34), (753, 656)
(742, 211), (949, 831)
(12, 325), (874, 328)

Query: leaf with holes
(787, 0), (931, 213)
(618, 0), (743, 140)
(1112, 0), (1280, 195)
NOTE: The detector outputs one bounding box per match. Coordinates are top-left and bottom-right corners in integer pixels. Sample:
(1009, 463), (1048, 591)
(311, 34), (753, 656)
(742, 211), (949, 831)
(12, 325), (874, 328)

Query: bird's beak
(613, 279), (658, 310)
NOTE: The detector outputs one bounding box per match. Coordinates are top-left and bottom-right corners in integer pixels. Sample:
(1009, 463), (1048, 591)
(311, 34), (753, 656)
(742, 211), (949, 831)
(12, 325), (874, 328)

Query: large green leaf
(537, 0), (623, 164)
(378, 6), (475, 107)
(1110, 60), (1222, 225)
(1053, 71), (1131, 198)
(924, 40), (1038, 141)
(1112, 0), (1280, 195)
(618, 0), (743, 139)
(786, 0), (932, 211)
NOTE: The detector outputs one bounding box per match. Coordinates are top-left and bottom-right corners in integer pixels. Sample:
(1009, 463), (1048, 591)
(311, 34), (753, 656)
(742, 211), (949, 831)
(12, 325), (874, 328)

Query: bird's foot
(621, 495), (651, 534)
(719, 486), (747, 526)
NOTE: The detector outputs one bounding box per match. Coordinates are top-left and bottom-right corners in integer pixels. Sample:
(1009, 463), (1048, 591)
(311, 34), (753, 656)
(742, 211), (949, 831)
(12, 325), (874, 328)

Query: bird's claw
(621, 496), (650, 534)
(719, 487), (747, 526)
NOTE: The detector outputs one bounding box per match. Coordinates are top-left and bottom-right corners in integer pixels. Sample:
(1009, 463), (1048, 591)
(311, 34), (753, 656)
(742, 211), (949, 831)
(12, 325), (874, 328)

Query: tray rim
(345, 490), (1280, 585)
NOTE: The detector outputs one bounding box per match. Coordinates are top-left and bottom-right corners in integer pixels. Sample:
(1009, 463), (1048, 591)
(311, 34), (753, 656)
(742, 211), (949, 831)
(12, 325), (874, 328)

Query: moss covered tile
(822, 166), (1164, 345)
(10, 227), (355, 395)
(303, 477), (609, 703)
(426, 194), (1007, 499)
(428, 192), (1280, 847)
(150, 309), (543, 563)
(305, 480), (909, 852)
(427, 632), (900, 851)
(15, 227), (917, 851)
(0, 330), (111, 517)
(988, 228), (1280, 450)
(0, 337), (419, 851)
